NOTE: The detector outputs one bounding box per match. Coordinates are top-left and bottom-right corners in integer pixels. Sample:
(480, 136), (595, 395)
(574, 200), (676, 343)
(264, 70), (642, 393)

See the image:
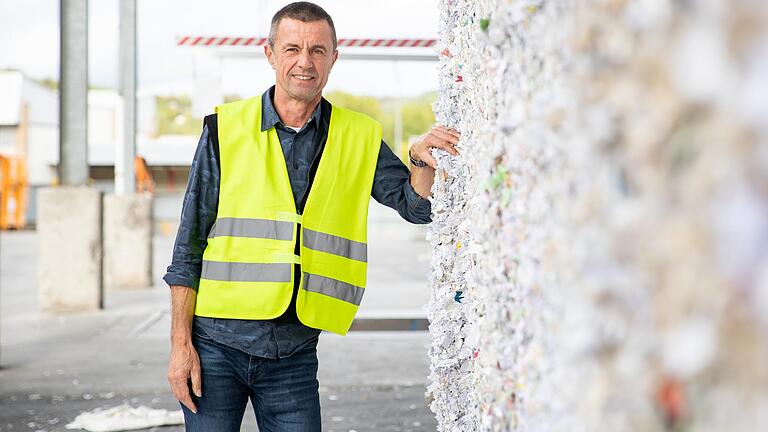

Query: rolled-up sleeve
(371, 141), (432, 224)
(163, 124), (220, 290)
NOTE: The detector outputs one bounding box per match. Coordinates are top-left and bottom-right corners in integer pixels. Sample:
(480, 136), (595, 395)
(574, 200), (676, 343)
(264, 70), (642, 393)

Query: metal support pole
(394, 99), (403, 154)
(117, 0), (137, 195)
(59, 0), (88, 186)
(392, 61), (404, 154)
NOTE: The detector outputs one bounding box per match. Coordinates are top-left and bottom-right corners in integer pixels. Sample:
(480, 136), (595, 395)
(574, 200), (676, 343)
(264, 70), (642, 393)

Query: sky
(0, 0), (440, 98)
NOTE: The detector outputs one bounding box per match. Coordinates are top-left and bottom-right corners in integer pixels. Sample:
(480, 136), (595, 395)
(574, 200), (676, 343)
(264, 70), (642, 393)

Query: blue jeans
(181, 327), (322, 431)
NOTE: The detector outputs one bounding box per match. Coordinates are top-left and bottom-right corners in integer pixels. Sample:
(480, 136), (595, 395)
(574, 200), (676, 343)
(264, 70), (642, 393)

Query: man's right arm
(164, 118), (220, 414)
(168, 285), (201, 413)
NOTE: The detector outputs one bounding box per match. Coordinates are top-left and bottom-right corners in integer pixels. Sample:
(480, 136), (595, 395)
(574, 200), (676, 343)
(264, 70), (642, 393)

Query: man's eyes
(284, 47), (326, 55)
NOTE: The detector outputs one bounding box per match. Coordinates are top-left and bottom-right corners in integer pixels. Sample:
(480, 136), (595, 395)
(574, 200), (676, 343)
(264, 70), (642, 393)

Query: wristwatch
(408, 148), (427, 168)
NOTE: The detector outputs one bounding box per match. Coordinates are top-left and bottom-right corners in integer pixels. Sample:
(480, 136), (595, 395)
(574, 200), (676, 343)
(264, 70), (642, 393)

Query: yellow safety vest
(195, 95), (382, 335)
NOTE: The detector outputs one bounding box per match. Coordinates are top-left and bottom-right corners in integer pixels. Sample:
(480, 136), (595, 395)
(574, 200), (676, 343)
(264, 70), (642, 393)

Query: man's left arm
(370, 126), (460, 224)
(370, 141), (432, 224)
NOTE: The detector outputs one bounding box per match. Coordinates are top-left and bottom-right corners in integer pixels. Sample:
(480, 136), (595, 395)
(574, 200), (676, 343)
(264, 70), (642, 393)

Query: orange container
(0, 155), (27, 230)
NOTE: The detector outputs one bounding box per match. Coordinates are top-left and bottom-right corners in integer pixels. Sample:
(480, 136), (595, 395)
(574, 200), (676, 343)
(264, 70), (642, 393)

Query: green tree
(155, 95), (202, 135)
(325, 90), (436, 154)
(401, 91), (437, 145)
(154, 91), (437, 156)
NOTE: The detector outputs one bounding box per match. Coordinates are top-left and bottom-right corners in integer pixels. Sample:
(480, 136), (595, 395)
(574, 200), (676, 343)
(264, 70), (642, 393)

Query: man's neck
(273, 86), (321, 128)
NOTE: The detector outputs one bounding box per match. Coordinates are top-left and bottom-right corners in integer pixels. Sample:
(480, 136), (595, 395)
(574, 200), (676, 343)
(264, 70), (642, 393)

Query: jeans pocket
(191, 324), (214, 341)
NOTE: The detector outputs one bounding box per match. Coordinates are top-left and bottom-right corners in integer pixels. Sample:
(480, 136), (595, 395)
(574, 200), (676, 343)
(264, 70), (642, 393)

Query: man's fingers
(435, 125), (461, 139)
(434, 124), (457, 134)
(431, 128), (460, 145)
(179, 392), (198, 414)
(421, 151), (438, 169)
(442, 140), (460, 156)
(411, 128), (461, 166)
(190, 360), (202, 398)
(425, 134), (460, 156)
(169, 377), (198, 413)
(168, 375), (187, 399)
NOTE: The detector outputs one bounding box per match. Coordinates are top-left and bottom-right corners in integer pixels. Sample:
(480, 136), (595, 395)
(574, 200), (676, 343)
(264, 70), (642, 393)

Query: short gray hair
(268, 2), (337, 49)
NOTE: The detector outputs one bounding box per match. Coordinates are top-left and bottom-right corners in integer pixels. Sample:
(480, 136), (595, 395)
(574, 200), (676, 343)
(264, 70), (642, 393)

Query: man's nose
(297, 49), (312, 68)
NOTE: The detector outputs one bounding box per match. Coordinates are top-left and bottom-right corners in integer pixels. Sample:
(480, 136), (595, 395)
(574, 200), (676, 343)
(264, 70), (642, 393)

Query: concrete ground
(0, 202), (436, 431)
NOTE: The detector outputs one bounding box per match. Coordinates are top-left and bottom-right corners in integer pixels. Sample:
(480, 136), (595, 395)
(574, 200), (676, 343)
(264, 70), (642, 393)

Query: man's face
(265, 18), (338, 103)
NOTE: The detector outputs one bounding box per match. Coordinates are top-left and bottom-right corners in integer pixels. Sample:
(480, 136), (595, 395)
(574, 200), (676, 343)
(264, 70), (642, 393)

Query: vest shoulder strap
(203, 113), (220, 167)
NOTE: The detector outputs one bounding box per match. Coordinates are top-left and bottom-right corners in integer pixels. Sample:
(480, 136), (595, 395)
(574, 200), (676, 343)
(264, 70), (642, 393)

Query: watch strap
(409, 149), (427, 168)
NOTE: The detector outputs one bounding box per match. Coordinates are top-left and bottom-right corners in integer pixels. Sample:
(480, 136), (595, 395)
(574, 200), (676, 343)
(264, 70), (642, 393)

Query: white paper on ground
(65, 403), (183, 432)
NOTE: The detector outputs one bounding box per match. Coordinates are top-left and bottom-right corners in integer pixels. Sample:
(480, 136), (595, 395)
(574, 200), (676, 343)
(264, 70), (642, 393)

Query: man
(164, 2), (460, 430)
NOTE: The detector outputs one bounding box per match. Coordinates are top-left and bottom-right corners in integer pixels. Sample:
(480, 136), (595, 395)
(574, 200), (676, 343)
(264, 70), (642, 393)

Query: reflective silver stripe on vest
(202, 260), (292, 282)
(208, 217), (294, 241)
(303, 272), (365, 306)
(303, 228), (367, 262)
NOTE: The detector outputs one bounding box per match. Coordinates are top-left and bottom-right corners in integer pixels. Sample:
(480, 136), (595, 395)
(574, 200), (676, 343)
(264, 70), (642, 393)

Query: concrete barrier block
(104, 194), (153, 288)
(37, 187), (103, 312)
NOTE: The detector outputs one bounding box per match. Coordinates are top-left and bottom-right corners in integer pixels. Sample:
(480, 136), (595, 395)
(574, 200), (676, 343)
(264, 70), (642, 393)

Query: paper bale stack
(427, 0), (768, 430)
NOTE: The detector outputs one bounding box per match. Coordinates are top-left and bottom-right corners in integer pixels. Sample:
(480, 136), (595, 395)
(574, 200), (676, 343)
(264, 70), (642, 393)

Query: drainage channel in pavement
(125, 309), (430, 338)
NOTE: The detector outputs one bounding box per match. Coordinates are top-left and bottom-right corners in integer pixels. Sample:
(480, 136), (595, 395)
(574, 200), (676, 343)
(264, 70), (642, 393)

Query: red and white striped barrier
(176, 36), (436, 48)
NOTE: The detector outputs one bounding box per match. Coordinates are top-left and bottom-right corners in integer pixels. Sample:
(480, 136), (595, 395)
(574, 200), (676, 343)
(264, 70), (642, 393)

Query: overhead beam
(217, 51), (439, 62)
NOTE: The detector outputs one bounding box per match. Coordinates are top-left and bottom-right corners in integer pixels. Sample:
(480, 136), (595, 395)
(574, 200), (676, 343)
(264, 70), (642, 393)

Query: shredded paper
(65, 404), (183, 431)
(426, 0), (768, 430)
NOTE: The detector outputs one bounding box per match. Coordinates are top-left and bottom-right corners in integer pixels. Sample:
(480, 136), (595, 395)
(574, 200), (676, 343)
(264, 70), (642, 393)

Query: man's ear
(264, 45), (276, 70)
(330, 49), (339, 69)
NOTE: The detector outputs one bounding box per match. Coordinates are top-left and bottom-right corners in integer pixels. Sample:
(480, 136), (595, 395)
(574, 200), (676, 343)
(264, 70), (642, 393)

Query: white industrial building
(0, 70), (59, 186)
(0, 70), (197, 227)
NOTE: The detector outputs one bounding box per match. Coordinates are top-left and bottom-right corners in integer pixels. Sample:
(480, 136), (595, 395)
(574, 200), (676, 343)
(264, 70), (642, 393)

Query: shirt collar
(260, 85), (323, 132)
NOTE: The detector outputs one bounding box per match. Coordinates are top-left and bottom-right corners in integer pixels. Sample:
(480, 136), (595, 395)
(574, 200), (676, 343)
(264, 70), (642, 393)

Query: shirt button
(293, 163), (299, 169)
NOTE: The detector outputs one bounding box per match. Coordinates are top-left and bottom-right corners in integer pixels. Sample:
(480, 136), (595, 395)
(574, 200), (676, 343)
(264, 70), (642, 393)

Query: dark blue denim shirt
(164, 86), (432, 359)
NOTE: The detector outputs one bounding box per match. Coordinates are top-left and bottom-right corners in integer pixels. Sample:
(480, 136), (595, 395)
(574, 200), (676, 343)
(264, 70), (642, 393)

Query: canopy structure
(176, 36), (438, 61)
